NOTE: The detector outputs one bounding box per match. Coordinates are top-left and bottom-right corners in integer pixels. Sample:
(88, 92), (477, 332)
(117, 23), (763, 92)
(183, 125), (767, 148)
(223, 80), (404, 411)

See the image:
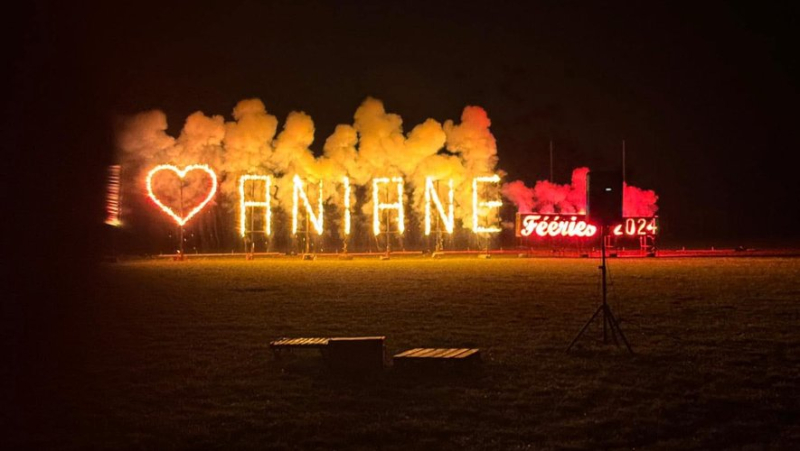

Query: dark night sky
(7, 1), (800, 265)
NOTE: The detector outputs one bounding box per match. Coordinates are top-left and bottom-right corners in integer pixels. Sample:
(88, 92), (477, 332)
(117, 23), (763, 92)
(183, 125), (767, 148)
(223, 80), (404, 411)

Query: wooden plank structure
(393, 348), (481, 369)
(270, 337), (330, 349)
(269, 337), (386, 371)
(270, 337), (330, 358)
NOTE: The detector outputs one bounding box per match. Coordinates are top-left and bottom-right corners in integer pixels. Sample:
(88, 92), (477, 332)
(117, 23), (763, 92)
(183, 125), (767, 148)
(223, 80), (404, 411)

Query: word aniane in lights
(146, 164), (218, 227)
(147, 165), (503, 235)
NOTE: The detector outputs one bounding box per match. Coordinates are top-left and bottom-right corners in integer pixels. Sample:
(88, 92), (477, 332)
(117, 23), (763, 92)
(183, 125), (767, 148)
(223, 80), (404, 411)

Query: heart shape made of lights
(146, 164), (218, 226)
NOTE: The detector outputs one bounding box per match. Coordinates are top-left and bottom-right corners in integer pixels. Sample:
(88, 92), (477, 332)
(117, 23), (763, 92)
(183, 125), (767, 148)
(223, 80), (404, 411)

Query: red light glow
(518, 214), (597, 238)
(516, 213), (657, 239)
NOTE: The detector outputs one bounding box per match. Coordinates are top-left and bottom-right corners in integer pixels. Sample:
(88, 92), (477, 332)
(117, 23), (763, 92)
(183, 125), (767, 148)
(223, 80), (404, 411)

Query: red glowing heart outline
(146, 164), (218, 226)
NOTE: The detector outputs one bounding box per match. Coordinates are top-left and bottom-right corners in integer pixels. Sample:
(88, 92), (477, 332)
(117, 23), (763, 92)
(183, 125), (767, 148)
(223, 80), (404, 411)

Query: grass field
(8, 257), (800, 449)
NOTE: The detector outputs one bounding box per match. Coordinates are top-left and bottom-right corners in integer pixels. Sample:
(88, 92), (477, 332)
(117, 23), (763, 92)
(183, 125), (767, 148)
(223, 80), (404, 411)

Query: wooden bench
(270, 337), (330, 358)
(270, 337), (386, 371)
(393, 348), (481, 369)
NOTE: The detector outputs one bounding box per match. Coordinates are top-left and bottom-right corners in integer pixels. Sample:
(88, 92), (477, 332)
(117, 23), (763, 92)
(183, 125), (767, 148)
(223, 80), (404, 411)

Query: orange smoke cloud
(115, 97), (503, 229)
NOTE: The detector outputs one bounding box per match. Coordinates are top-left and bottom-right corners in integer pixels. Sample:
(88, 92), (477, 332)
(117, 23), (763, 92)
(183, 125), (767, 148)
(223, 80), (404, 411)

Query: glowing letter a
(239, 175), (271, 236)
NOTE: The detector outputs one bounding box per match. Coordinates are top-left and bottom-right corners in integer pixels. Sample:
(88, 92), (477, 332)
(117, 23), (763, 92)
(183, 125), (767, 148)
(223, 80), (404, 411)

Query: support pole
(435, 180), (443, 252)
(305, 204), (310, 254)
(601, 227), (608, 342)
(566, 225), (633, 353)
(178, 182), (185, 259)
(622, 139), (626, 184)
(385, 186), (391, 257)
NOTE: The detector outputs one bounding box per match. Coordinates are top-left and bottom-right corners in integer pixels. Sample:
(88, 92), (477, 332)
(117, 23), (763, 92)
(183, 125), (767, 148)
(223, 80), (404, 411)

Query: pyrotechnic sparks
(106, 165), (122, 226)
(424, 177), (454, 235)
(343, 176), (351, 236)
(118, 98), (501, 238)
(472, 175), (503, 233)
(292, 175), (324, 235)
(238, 174), (271, 237)
(117, 97), (660, 252)
(146, 164), (218, 226)
(373, 177), (405, 236)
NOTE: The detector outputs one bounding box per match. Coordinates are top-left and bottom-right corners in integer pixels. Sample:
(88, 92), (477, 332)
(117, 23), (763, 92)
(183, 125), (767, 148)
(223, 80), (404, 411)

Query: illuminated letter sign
(472, 175), (503, 233)
(373, 177), (405, 235)
(106, 165), (122, 227)
(292, 175), (324, 235)
(515, 213), (657, 238)
(146, 164), (218, 226)
(424, 177), (454, 235)
(516, 214), (597, 238)
(239, 175), (272, 236)
(613, 217), (658, 236)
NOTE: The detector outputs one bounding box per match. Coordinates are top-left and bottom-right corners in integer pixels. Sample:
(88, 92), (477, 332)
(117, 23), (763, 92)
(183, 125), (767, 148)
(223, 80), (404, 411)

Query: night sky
(8, 1), (800, 266)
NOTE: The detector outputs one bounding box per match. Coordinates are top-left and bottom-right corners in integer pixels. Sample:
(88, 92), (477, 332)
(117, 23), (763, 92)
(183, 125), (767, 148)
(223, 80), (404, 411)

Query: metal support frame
(567, 225), (633, 353)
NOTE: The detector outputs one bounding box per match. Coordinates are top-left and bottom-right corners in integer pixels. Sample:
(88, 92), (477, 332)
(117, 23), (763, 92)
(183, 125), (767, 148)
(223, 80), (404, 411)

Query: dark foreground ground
(5, 257), (800, 449)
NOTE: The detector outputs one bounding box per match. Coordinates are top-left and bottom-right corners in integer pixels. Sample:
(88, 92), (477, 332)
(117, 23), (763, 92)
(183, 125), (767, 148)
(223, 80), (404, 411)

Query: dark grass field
(7, 257), (800, 449)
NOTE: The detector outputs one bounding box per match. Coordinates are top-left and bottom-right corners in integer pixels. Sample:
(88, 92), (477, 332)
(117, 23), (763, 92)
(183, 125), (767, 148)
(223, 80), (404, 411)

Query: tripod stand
(567, 225), (633, 353)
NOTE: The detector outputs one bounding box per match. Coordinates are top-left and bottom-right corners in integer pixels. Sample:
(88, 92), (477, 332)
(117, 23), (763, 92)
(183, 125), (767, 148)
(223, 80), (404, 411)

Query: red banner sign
(515, 213), (657, 238)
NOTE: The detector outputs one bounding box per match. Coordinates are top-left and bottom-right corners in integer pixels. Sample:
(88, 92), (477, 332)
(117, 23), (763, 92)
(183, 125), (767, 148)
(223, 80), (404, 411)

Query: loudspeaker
(587, 169), (623, 225)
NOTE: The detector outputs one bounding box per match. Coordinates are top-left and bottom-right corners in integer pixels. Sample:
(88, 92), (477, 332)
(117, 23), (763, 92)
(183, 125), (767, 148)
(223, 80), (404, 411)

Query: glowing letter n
(472, 175), (503, 233)
(292, 175), (324, 235)
(424, 177), (454, 235)
(239, 175), (271, 236)
(373, 177), (405, 235)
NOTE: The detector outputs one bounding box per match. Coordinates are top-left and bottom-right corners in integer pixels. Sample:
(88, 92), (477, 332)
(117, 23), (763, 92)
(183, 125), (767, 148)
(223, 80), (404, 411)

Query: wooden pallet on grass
(393, 348), (481, 370)
(270, 337), (330, 358)
(270, 336), (386, 371)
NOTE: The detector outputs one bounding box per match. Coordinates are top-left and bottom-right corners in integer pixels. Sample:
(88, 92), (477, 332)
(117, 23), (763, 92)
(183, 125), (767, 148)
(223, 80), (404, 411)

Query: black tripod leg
(567, 304), (604, 352)
(606, 308), (633, 354)
(606, 306), (620, 347)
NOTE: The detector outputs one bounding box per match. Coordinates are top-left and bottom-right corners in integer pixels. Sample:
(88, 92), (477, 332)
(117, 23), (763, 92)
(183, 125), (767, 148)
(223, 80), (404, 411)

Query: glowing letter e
(424, 177), (454, 235)
(373, 177), (405, 236)
(472, 175), (503, 233)
(239, 175), (271, 236)
(292, 175), (324, 235)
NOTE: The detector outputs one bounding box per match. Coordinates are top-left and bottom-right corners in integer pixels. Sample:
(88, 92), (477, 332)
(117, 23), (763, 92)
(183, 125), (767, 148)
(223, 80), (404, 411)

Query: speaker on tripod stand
(567, 169), (633, 353)
(587, 170), (623, 226)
